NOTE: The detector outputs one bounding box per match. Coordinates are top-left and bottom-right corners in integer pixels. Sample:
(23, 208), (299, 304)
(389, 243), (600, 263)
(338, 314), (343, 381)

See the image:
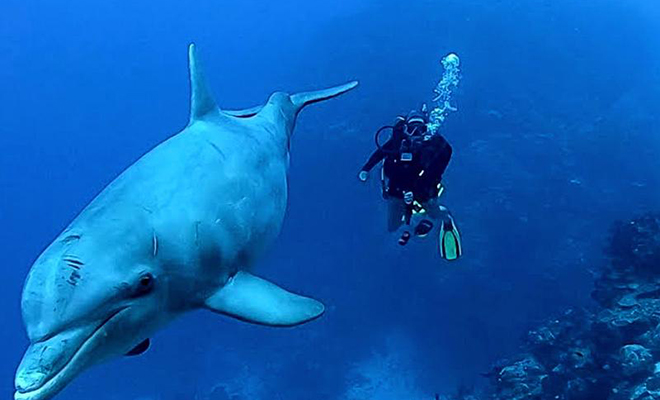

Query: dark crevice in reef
(442, 213), (660, 400)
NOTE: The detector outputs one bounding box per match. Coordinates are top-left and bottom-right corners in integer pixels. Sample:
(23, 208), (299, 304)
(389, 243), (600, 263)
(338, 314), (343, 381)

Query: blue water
(1, 0), (659, 399)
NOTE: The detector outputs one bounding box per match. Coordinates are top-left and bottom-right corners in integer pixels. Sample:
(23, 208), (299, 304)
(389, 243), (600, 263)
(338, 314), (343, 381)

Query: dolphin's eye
(135, 273), (155, 296)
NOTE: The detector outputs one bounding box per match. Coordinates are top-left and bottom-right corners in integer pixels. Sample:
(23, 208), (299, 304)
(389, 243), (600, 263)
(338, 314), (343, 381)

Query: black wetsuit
(361, 119), (453, 203)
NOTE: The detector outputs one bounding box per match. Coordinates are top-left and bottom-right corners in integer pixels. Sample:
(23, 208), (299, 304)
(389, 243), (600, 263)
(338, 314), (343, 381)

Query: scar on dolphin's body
(62, 257), (83, 269)
(205, 139), (226, 159)
(14, 43), (358, 400)
(152, 232), (158, 257)
(62, 256), (84, 286)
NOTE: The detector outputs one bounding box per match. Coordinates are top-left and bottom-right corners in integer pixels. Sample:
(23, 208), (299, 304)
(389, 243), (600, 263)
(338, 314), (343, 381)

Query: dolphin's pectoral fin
(204, 271), (325, 327)
(125, 339), (150, 356)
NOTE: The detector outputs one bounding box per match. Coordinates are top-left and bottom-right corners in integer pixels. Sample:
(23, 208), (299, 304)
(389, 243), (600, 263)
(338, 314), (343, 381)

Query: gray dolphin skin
(15, 43), (358, 400)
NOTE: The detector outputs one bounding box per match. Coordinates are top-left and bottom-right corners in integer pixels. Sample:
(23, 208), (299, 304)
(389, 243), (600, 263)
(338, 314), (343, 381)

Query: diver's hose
(374, 125), (397, 154)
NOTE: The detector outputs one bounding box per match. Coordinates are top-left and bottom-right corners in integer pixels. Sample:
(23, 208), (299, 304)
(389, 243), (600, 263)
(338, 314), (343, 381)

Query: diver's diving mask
(400, 121), (428, 162)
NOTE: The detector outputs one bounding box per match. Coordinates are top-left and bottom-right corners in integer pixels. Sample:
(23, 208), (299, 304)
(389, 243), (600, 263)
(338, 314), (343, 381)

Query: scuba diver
(358, 108), (462, 261)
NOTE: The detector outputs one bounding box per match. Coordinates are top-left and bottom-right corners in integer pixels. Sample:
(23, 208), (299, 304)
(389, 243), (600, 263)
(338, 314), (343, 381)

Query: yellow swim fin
(439, 217), (462, 261)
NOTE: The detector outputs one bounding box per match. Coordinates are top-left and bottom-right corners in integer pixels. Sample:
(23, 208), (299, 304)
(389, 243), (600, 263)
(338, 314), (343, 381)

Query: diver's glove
(358, 170), (369, 182)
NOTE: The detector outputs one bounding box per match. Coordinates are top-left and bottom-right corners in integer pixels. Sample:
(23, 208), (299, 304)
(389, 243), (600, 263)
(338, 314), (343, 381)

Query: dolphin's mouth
(15, 307), (128, 400)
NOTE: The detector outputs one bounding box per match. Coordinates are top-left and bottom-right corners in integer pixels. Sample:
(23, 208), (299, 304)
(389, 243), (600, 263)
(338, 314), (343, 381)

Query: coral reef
(447, 213), (660, 400)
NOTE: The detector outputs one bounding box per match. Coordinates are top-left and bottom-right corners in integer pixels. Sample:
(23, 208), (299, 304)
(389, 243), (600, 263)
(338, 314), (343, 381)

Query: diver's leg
(387, 199), (406, 232)
(428, 202), (462, 260)
(423, 198), (448, 222)
(420, 199), (462, 260)
(411, 199), (441, 238)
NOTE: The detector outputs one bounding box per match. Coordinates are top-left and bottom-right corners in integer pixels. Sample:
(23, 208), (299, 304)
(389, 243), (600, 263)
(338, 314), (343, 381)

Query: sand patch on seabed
(341, 331), (426, 400)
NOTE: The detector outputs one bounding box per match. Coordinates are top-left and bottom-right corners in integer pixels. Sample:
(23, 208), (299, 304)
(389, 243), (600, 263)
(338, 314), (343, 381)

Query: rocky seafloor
(444, 213), (660, 400)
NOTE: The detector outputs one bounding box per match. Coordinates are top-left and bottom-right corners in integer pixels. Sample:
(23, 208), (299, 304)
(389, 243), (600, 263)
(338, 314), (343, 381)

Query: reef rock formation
(446, 213), (660, 400)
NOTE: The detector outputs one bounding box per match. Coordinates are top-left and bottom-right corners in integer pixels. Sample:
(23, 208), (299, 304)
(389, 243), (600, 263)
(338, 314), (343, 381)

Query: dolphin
(14, 44), (358, 400)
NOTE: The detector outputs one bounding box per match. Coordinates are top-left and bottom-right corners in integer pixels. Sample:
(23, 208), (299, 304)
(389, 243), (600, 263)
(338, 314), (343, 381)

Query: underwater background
(1, 0), (659, 399)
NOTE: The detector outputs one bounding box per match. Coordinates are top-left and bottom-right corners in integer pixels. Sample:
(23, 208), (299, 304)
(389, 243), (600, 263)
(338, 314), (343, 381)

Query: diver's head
(405, 109), (428, 136)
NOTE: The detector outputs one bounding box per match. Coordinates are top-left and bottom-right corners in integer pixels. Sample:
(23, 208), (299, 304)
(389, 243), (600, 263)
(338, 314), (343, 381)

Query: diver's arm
(360, 120), (404, 178)
(361, 148), (386, 173)
(360, 134), (401, 173)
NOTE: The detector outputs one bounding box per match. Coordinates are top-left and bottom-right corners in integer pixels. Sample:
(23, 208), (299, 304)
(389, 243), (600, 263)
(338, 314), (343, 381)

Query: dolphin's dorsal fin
(204, 271), (325, 327)
(188, 43), (219, 122)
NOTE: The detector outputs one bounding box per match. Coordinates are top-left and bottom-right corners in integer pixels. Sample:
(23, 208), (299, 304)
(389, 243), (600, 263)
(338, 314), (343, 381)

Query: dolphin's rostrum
(15, 44), (358, 400)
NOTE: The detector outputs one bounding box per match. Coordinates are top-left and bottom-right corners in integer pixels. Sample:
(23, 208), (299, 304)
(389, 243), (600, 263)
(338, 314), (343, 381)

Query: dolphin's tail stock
(225, 80), (359, 123)
(186, 42), (358, 131)
(290, 80), (359, 115)
(252, 80), (359, 135)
